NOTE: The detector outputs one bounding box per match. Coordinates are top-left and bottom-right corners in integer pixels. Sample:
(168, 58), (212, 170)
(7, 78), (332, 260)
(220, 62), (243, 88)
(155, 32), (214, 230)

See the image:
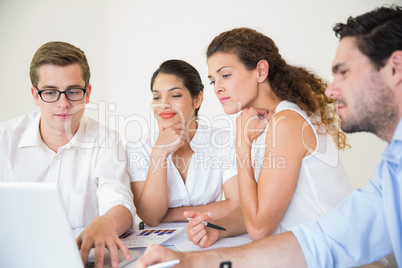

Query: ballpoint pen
(187, 217), (226, 231)
(147, 259), (180, 268)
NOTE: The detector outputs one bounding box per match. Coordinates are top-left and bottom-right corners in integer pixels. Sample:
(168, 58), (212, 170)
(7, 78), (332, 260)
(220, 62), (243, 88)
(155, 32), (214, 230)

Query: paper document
(121, 227), (183, 248)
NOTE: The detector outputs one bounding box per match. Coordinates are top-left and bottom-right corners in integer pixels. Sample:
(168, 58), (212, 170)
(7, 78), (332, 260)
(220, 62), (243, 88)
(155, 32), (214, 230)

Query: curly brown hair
(207, 27), (349, 150)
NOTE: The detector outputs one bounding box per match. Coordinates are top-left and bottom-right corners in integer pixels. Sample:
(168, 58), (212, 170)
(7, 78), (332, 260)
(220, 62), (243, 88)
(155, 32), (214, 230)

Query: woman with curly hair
(185, 27), (352, 246)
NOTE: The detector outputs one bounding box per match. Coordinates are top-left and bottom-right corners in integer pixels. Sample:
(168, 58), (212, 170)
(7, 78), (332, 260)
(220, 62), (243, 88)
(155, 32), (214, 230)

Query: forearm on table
(103, 205), (133, 236)
(185, 231), (306, 267)
(210, 207), (247, 238)
(161, 199), (239, 223)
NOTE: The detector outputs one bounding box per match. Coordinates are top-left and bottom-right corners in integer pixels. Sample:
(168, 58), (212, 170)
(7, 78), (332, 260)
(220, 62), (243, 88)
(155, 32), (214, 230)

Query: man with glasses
(0, 41), (136, 268)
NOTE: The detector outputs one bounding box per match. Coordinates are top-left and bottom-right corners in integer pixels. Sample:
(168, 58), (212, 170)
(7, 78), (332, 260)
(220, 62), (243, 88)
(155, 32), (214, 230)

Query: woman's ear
(256, 60), (269, 83)
(194, 91), (203, 109)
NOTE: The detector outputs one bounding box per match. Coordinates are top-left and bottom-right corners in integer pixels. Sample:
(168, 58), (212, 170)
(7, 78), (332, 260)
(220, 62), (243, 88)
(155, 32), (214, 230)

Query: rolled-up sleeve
(94, 133), (136, 227)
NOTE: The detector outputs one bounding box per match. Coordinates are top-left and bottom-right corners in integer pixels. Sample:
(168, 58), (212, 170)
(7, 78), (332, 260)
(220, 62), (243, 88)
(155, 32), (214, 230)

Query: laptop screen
(0, 182), (84, 268)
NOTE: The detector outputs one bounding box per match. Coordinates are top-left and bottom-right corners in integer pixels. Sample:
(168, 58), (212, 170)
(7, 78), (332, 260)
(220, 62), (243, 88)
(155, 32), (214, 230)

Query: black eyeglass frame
(35, 86), (87, 103)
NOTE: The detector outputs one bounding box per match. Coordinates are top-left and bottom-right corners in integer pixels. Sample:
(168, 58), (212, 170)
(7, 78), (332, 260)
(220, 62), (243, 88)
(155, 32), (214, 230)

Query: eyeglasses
(36, 87), (87, 103)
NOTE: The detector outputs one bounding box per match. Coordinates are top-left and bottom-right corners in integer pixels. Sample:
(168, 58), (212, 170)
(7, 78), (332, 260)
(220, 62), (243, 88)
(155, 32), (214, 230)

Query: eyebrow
(39, 84), (85, 90)
(152, 87), (183, 93)
(207, 66), (230, 79)
(332, 63), (345, 74)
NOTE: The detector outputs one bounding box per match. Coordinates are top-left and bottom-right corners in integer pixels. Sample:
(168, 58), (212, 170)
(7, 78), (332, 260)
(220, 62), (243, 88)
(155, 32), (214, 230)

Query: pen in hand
(186, 217), (226, 231)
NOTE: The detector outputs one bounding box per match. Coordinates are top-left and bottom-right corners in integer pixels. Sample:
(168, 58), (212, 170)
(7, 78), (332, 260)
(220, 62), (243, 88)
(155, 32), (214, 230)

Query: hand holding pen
(184, 211), (223, 248)
(186, 217), (226, 231)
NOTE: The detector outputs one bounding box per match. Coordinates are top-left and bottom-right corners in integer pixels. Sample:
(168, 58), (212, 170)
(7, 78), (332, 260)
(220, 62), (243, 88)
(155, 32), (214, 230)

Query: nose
(160, 97), (172, 109)
(214, 80), (224, 95)
(325, 80), (340, 99)
(57, 92), (71, 108)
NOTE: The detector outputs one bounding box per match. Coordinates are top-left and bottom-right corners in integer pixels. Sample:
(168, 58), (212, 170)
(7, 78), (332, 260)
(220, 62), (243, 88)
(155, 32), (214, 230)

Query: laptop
(0, 182), (139, 268)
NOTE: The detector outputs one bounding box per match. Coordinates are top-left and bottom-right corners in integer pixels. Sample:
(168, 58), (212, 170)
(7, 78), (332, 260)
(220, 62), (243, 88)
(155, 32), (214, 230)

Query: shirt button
(54, 156), (59, 160)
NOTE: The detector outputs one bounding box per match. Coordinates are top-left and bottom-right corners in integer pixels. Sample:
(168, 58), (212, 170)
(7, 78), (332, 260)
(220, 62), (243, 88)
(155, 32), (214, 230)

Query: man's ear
(85, 84), (92, 103)
(390, 50), (402, 87)
(256, 60), (269, 83)
(31, 86), (40, 106)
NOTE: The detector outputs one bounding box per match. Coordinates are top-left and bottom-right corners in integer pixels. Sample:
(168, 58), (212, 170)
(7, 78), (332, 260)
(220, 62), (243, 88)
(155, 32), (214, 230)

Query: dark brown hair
(151, 59), (204, 117)
(333, 4), (402, 70)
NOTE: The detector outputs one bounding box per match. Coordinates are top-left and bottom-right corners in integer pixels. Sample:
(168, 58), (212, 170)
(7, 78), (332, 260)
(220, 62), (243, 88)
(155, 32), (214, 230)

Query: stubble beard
(340, 82), (399, 142)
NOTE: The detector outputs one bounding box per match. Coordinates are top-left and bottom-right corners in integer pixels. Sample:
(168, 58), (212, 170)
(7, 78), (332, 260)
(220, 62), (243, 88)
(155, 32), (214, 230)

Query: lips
(336, 102), (346, 112)
(159, 112), (176, 119)
(55, 113), (73, 119)
(219, 97), (230, 104)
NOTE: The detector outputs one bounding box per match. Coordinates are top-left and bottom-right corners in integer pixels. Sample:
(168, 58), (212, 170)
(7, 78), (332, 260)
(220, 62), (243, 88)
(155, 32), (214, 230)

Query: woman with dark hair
(127, 59), (239, 226)
(185, 27), (352, 246)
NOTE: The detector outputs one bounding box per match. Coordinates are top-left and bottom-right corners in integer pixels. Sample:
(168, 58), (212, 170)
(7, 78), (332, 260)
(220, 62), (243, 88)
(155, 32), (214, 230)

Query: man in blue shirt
(136, 4), (402, 267)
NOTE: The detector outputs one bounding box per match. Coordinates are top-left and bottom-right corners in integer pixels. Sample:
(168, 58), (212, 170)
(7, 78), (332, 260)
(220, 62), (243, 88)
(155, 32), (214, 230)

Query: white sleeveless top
(252, 100), (352, 234)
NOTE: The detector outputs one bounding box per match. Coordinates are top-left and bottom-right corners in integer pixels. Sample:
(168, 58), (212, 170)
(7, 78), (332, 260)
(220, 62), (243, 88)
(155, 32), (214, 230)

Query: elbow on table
(136, 204), (168, 227)
(136, 211), (163, 227)
(247, 225), (276, 241)
(142, 217), (162, 227)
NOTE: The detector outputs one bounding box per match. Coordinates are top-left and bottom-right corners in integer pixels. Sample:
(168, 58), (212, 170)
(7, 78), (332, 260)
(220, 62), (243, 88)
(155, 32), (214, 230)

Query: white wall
(0, 0), (397, 189)
(106, 0), (394, 188)
(0, 0), (109, 122)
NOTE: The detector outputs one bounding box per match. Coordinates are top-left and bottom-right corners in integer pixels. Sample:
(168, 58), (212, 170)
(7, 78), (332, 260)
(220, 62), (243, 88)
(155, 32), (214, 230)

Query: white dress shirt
(127, 124), (237, 208)
(0, 111), (136, 230)
(252, 100), (353, 234)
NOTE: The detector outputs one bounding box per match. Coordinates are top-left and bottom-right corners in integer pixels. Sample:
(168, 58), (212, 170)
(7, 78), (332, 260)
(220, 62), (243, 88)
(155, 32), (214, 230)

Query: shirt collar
(189, 122), (212, 151)
(17, 113), (91, 151)
(18, 112), (44, 149)
(383, 119), (402, 163)
(391, 119), (402, 143)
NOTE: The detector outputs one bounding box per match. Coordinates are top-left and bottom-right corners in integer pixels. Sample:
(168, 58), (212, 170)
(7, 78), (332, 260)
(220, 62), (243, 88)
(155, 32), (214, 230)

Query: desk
(87, 222), (390, 268)
(122, 222), (252, 267)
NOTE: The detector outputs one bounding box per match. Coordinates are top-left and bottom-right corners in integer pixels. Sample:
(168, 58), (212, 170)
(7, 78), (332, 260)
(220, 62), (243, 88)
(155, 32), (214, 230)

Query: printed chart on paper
(121, 227), (183, 248)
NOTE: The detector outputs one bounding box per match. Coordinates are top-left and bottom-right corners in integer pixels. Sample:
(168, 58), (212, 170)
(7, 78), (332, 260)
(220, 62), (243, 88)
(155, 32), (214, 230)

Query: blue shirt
(292, 119), (402, 267)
